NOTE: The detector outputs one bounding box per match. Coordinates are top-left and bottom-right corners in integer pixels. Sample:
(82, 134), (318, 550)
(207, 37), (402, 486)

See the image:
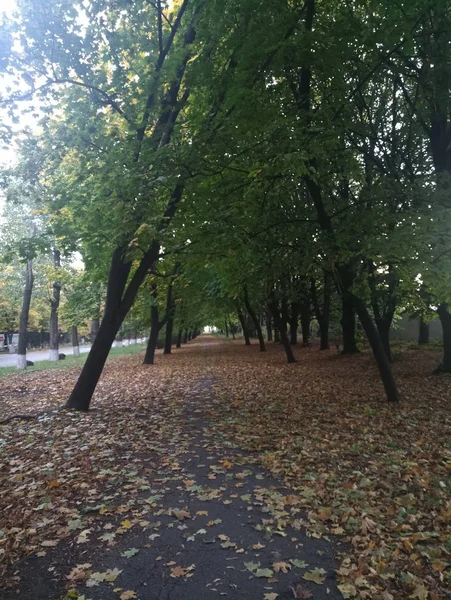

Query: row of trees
(1, 0), (450, 408)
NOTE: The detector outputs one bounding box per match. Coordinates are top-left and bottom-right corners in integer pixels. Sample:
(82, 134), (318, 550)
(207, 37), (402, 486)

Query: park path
(1, 343), (343, 600)
(0, 345), (91, 368)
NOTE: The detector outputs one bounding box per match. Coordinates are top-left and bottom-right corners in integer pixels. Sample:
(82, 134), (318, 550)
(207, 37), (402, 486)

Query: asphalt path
(0, 345), (91, 368)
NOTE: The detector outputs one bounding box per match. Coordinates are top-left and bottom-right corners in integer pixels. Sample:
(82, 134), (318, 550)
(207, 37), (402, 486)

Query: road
(0, 345), (91, 368)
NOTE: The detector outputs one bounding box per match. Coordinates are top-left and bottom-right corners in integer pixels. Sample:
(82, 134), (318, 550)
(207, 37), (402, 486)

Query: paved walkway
(1, 375), (343, 600)
(0, 345), (91, 368)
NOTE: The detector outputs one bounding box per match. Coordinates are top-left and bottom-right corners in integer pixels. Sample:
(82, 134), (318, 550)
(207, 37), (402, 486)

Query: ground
(0, 337), (450, 600)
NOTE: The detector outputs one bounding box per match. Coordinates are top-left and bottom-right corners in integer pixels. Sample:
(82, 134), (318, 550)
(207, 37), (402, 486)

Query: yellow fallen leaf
(120, 592), (137, 600)
(121, 519), (133, 529)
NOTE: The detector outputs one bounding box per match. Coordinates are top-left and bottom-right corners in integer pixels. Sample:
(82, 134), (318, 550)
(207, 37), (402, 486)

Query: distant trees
(1, 0), (451, 403)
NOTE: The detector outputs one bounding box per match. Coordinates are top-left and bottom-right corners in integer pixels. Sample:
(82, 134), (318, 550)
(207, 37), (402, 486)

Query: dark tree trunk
(243, 286), (266, 352)
(164, 318), (174, 354)
(353, 296), (400, 402)
(91, 318), (100, 344)
(300, 300), (311, 346)
(49, 248), (61, 362)
(368, 261), (397, 362)
(437, 303), (451, 372)
(237, 307), (251, 345)
(269, 294), (296, 363)
(71, 326), (80, 357)
(188, 330), (192, 341)
(66, 247), (133, 409)
(375, 317), (393, 362)
(266, 309), (273, 342)
(224, 319), (229, 337)
(183, 329), (189, 344)
(341, 294), (360, 353)
(144, 303), (160, 365)
(68, 316), (120, 408)
(274, 327), (280, 343)
(280, 298), (290, 340)
(17, 259), (34, 370)
(311, 274), (330, 350)
(66, 238), (166, 410)
(229, 319), (236, 339)
(176, 328), (183, 348)
(164, 283), (174, 354)
(289, 302), (298, 345)
(418, 319), (429, 345)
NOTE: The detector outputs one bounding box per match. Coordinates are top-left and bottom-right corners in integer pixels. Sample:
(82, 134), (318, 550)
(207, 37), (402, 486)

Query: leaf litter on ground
(0, 337), (449, 600)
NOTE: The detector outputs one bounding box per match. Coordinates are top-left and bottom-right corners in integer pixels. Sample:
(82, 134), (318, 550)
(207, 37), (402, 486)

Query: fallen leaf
(302, 568), (326, 584)
(120, 592), (137, 600)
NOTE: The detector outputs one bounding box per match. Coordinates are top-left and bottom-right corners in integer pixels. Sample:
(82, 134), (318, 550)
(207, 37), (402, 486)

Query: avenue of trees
(0, 0), (450, 409)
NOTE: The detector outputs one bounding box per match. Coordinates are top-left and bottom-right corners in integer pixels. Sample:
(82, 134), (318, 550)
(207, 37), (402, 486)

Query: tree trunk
(144, 301), (160, 365)
(280, 298), (290, 341)
(237, 308), (251, 345)
(176, 328), (183, 348)
(49, 248), (61, 362)
(375, 317), (393, 362)
(341, 294), (360, 353)
(91, 318), (100, 344)
(183, 329), (189, 344)
(224, 318), (229, 337)
(17, 259), (34, 370)
(72, 326), (80, 357)
(164, 283), (174, 354)
(300, 300), (311, 346)
(311, 274), (330, 350)
(164, 316), (174, 354)
(269, 294), (296, 363)
(243, 286), (266, 352)
(67, 315), (120, 409)
(353, 296), (400, 402)
(274, 327), (280, 342)
(289, 302), (298, 345)
(437, 303), (451, 372)
(266, 309), (273, 342)
(418, 319), (429, 345)
(188, 330), (192, 341)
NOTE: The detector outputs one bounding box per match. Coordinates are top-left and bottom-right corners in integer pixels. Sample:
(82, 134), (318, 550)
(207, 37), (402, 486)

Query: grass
(0, 343), (147, 378)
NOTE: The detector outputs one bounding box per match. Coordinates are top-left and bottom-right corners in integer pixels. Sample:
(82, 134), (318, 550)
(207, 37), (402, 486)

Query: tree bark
(183, 329), (189, 344)
(341, 294), (360, 353)
(375, 317), (393, 361)
(164, 316), (174, 353)
(91, 318), (100, 344)
(289, 302), (298, 345)
(72, 326), (80, 357)
(437, 303), (451, 372)
(300, 299), (311, 346)
(418, 319), (429, 345)
(49, 248), (61, 362)
(311, 274), (330, 350)
(176, 328), (183, 348)
(269, 293), (296, 363)
(17, 259), (34, 370)
(243, 286), (266, 351)
(224, 318), (229, 337)
(237, 307), (251, 345)
(352, 296), (399, 401)
(144, 287), (160, 365)
(67, 183), (184, 410)
(266, 308), (273, 342)
(274, 327), (280, 342)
